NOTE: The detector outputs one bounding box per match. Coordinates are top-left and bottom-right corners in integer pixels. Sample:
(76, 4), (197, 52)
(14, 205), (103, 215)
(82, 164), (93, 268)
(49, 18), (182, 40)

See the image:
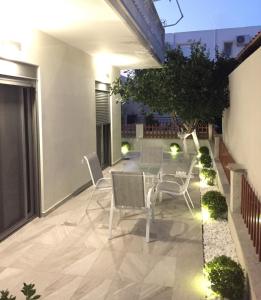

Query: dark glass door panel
(0, 84), (37, 239)
(96, 123), (111, 169)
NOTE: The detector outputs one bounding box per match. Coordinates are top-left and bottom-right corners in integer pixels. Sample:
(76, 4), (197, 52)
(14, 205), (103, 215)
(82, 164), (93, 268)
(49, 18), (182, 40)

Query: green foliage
(199, 146), (209, 155)
(170, 142), (181, 153)
(202, 191), (227, 219)
(200, 153), (212, 168)
(21, 283), (40, 300)
(206, 255), (245, 300)
(200, 168), (216, 186)
(145, 113), (159, 126)
(0, 290), (16, 300)
(121, 141), (130, 150)
(0, 284), (40, 300)
(111, 43), (237, 134)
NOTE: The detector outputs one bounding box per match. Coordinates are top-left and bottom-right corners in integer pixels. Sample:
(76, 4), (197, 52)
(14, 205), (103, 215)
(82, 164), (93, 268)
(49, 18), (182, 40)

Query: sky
(154, 0), (261, 33)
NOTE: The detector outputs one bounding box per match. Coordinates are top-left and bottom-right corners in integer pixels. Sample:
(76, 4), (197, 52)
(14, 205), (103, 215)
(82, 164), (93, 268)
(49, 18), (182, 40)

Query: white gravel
(200, 183), (238, 263)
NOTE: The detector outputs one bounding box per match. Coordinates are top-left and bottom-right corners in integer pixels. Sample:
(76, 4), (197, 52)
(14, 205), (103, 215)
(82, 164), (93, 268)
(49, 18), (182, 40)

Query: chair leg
(186, 190), (194, 208)
(151, 206), (155, 223)
(86, 188), (95, 212)
(183, 194), (194, 217)
(108, 195), (114, 240)
(145, 208), (151, 243)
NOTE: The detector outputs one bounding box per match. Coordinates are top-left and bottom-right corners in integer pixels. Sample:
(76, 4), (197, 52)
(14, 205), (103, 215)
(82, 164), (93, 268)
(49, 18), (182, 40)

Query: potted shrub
(202, 191), (227, 219)
(205, 255), (245, 300)
(199, 146), (209, 156)
(170, 142), (181, 155)
(200, 153), (212, 168)
(200, 168), (217, 186)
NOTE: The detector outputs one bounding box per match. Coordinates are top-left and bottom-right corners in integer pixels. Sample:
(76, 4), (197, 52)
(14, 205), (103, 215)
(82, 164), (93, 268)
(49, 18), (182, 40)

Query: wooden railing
(144, 123), (178, 138)
(122, 122), (209, 139)
(122, 124), (136, 138)
(219, 138), (235, 183)
(241, 175), (261, 261)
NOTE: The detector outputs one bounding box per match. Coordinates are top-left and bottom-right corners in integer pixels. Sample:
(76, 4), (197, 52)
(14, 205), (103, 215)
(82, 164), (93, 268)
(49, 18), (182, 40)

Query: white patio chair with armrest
(84, 153), (112, 209)
(140, 146), (163, 173)
(109, 171), (155, 243)
(156, 157), (197, 216)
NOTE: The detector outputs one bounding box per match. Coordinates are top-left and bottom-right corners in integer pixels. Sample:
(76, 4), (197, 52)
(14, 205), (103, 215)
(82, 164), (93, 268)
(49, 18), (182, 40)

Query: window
(223, 42), (233, 58)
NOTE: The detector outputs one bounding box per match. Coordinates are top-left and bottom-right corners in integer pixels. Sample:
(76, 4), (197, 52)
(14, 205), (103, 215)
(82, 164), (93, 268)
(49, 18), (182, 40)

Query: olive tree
(111, 43), (237, 151)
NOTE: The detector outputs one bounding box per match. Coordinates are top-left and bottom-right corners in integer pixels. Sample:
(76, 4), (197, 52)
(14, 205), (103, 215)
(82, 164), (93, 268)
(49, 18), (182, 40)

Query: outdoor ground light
(193, 273), (215, 299)
(121, 141), (131, 155)
(170, 142), (181, 155)
(121, 144), (129, 155)
(202, 206), (210, 222)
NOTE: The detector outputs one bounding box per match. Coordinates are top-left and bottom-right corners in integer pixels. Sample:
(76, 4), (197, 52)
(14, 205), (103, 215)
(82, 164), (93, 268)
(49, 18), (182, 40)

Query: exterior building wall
(110, 67), (122, 165)
(166, 26), (261, 59)
(4, 28), (121, 213)
(223, 47), (261, 197)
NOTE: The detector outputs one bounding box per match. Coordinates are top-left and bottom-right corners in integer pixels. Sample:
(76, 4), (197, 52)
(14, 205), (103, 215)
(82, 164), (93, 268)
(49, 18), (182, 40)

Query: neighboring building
(0, 0), (164, 240)
(166, 25), (261, 59)
(123, 25), (261, 126)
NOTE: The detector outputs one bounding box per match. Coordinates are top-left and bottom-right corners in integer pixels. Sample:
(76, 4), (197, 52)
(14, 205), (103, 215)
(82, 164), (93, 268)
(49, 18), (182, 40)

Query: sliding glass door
(0, 84), (39, 240)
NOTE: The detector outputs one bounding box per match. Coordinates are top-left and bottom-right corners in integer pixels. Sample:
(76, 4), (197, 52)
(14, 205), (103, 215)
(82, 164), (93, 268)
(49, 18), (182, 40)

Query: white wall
(4, 28), (121, 213)
(223, 47), (261, 197)
(166, 26), (261, 59)
(110, 67), (122, 165)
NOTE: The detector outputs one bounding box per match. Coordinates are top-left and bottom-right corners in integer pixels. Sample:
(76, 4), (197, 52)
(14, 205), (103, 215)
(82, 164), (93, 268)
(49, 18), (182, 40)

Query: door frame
(0, 58), (41, 240)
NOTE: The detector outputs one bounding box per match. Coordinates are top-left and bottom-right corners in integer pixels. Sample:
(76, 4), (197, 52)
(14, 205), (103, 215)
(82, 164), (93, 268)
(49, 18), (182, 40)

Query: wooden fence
(241, 175), (261, 261)
(219, 138), (235, 183)
(122, 122), (209, 139)
(143, 123), (178, 138)
(121, 124), (136, 138)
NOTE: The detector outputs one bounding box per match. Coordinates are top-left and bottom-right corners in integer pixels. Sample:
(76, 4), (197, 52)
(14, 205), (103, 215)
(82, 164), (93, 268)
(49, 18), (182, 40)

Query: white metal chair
(109, 171), (155, 243)
(84, 153), (112, 209)
(140, 146), (163, 173)
(156, 156), (197, 216)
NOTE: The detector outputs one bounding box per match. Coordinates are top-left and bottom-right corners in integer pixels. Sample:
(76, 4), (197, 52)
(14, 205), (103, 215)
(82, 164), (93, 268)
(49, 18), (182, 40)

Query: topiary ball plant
(121, 141), (131, 155)
(202, 191), (227, 219)
(200, 168), (216, 186)
(170, 142), (181, 154)
(199, 146), (209, 156)
(200, 153), (212, 168)
(205, 255), (245, 300)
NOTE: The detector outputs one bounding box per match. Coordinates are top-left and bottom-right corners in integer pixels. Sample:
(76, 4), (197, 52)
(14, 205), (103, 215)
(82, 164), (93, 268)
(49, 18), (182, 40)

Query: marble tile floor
(0, 159), (204, 300)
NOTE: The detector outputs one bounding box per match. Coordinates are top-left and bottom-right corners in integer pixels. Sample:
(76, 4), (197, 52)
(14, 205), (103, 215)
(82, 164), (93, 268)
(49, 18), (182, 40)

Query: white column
(214, 136), (220, 160)
(136, 123), (144, 139)
(227, 163), (246, 213)
(208, 124), (213, 141)
(136, 123), (144, 152)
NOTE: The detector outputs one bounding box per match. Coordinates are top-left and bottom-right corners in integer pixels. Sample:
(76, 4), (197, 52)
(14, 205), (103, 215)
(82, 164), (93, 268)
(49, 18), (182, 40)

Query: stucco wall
(11, 29), (121, 213)
(110, 67), (122, 165)
(223, 47), (261, 196)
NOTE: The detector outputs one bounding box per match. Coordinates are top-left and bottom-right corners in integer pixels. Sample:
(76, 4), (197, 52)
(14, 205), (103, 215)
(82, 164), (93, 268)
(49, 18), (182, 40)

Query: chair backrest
(140, 147), (163, 165)
(111, 171), (146, 209)
(84, 153), (103, 186)
(183, 156), (197, 190)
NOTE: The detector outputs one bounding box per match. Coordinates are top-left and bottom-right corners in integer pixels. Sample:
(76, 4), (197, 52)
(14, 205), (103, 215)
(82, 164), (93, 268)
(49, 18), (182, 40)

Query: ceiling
(0, 0), (161, 68)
